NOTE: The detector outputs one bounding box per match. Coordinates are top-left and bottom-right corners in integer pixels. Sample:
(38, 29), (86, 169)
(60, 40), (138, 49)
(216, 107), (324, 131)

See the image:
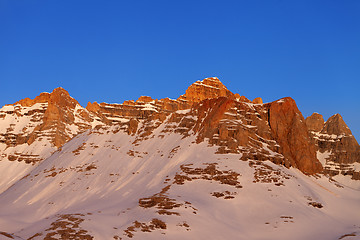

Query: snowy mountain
(0, 77), (359, 240)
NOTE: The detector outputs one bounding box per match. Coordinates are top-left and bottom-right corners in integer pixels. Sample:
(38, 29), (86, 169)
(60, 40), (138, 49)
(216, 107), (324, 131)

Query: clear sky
(1, 0), (359, 140)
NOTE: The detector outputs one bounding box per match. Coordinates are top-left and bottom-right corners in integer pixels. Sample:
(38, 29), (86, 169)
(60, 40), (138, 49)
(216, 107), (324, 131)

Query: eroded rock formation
(306, 113), (360, 179)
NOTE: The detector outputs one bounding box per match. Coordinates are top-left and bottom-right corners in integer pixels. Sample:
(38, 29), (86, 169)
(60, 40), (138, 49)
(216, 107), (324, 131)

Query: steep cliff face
(188, 96), (322, 174)
(306, 113), (360, 179)
(267, 98), (322, 174)
(190, 97), (285, 164)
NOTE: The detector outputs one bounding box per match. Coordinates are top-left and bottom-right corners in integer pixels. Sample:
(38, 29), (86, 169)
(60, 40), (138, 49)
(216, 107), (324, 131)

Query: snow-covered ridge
(0, 78), (359, 239)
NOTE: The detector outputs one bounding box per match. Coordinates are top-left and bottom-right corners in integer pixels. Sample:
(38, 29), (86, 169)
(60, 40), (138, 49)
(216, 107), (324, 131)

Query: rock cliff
(267, 98), (322, 174)
(305, 112), (324, 132)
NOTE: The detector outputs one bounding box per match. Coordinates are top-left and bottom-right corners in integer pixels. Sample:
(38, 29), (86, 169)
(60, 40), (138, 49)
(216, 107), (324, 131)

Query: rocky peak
(48, 87), (79, 109)
(14, 92), (50, 107)
(136, 96), (154, 103)
(40, 88), (94, 147)
(306, 113), (360, 179)
(86, 101), (101, 113)
(252, 97), (263, 104)
(305, 113), (324, 132)
(42, 88), (81, 129)
(13, 87), (78, 109)
(177, 77), (234, 104)
(321, 114), (352, 136)
(0, 87), (97, 164)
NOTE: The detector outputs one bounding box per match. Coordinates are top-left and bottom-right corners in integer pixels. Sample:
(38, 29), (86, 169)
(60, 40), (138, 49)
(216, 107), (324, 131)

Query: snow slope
(0, 120), (359, 240)
(0, 100), (102, 194)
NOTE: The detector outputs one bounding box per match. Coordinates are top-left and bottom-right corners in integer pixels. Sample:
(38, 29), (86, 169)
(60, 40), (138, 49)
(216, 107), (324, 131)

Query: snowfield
(0, 124), (359, 240)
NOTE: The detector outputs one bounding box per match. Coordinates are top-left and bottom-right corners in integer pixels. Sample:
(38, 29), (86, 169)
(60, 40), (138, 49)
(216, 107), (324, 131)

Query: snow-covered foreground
(0, 125), (359, 240)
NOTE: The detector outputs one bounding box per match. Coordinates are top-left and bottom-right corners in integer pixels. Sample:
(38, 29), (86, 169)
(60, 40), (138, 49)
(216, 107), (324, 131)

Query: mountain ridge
(0, 77), (359, 239)
(1, 77), (358, 176)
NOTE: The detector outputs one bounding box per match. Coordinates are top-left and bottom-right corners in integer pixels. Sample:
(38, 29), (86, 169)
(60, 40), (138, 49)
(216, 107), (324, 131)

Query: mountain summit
(178, 77), (235, 103)
(0, 77), (359, 239)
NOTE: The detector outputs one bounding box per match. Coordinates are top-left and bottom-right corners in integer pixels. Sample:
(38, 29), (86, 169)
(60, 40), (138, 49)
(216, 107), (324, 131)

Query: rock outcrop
(252, 97), (263, 104)
(0, 87), (100, 164)
(306, 113), (360, 179)
(34, 88), (93, 147)
(191, 97), (286, 166)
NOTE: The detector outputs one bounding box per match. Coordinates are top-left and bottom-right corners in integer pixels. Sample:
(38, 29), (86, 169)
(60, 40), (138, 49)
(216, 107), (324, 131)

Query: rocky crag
(306, 113), (360, 179)
(0, 88), (100, 164)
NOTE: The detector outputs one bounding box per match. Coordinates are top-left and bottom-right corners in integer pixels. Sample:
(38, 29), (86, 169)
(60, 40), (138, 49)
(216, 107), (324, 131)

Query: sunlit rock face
(305, 112), (324, 132)
(178, 77), (234, 103)
(266, 98), (322, 174)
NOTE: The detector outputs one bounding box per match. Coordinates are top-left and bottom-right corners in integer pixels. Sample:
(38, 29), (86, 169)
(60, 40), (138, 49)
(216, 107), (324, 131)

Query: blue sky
(1, 0), (359, 140)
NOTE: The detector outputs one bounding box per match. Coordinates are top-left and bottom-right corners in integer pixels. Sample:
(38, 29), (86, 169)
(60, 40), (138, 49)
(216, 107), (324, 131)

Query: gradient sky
(1, 0), (359, 140)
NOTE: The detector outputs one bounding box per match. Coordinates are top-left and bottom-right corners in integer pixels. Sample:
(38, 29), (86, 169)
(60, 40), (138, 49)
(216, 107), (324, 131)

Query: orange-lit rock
(266, 98), (322, 174)
(2, 77), (350, 176)
(15, 92), (50, 107)
(86, 101), (101, 113)
(322, 114), (352, 136)
(305, 113), (324, 132)
(252, 97), (263, 104)
(136, 96), (153, 103)
(178, 77), (234, 104)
